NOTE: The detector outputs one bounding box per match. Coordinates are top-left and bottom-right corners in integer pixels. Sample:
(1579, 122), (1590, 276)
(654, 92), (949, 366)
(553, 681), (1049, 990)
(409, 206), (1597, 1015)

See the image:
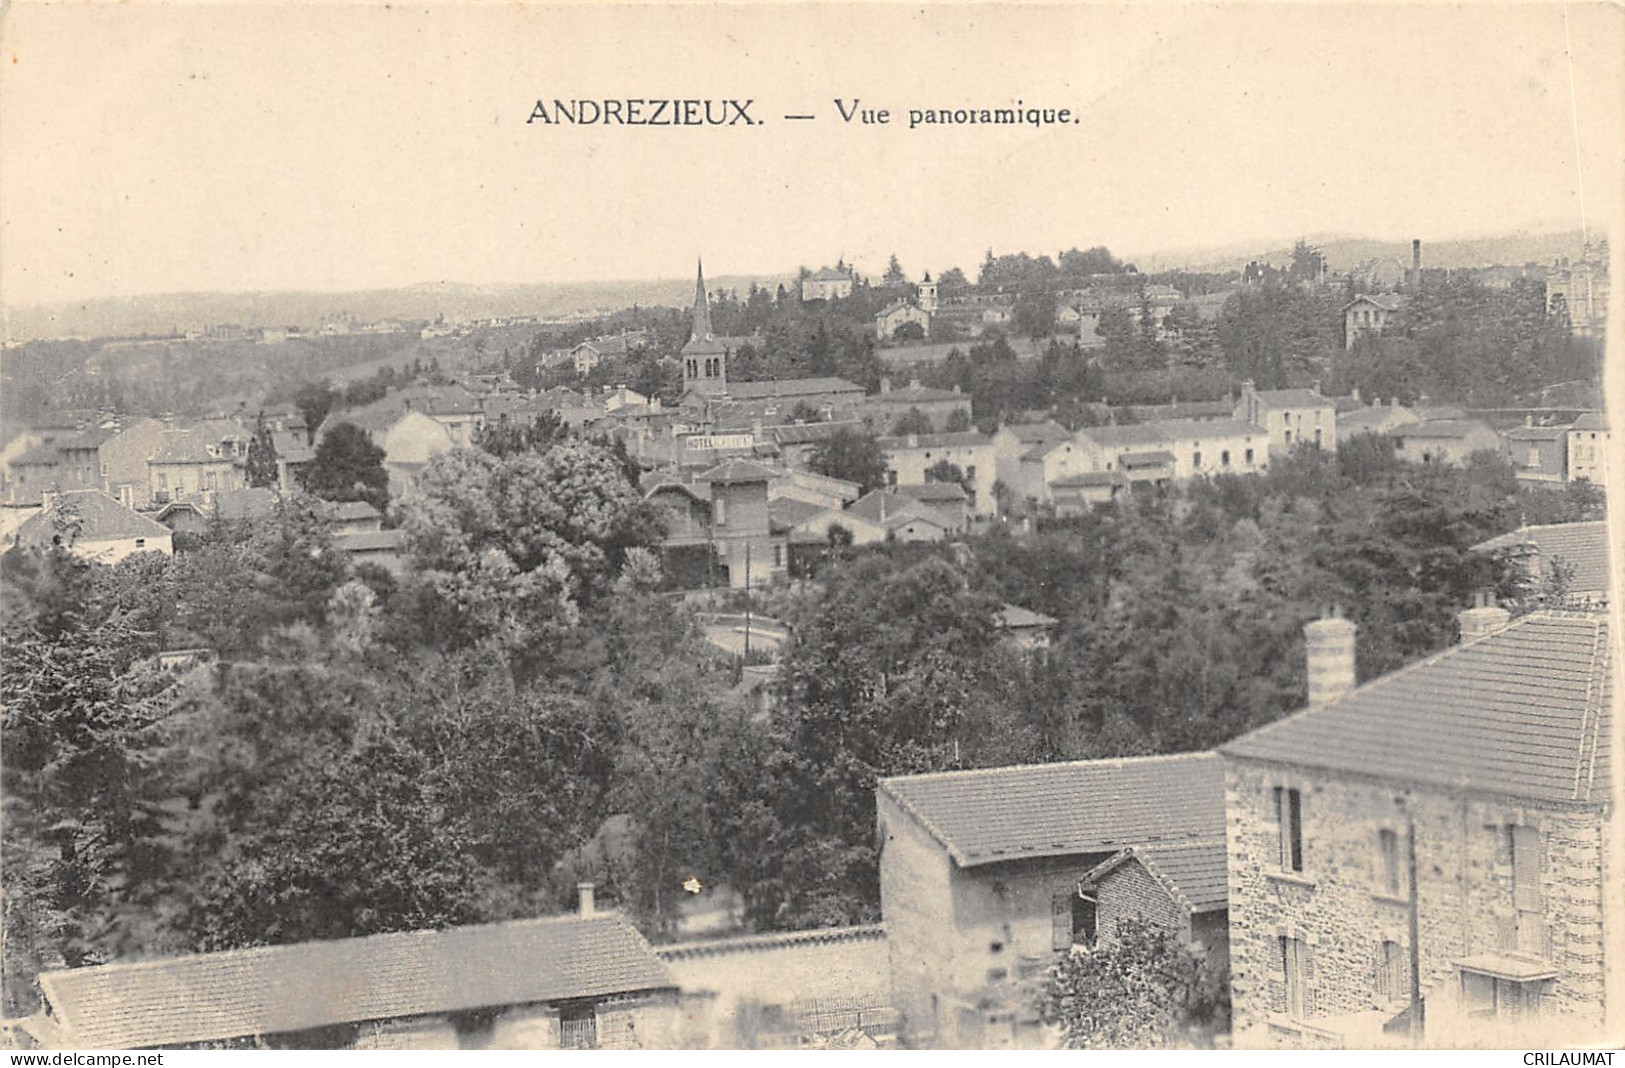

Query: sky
(1, 1), (1622, 306)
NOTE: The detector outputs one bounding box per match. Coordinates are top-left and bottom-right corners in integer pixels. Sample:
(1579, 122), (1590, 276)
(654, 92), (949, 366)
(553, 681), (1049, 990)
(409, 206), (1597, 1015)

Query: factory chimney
(1304, 606), (1358, 705)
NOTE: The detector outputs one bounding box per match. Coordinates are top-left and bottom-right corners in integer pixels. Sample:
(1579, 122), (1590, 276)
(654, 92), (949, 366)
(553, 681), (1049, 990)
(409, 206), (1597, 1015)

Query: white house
(14, 490), (174, 563)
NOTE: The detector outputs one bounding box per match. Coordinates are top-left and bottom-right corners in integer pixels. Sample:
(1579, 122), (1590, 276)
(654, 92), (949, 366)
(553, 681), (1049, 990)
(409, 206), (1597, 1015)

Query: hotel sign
(685, 433), (755, 452)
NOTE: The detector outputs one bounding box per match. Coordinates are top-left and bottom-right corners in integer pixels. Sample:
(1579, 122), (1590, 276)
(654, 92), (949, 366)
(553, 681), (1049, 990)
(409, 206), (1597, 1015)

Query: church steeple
(692, 258), (714, 340)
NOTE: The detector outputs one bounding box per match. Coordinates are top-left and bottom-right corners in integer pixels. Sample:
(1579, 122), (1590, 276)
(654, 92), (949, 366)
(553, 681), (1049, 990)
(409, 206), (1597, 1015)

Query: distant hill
(1144, 229), (1596, 275)
(1, 274), (795, 343)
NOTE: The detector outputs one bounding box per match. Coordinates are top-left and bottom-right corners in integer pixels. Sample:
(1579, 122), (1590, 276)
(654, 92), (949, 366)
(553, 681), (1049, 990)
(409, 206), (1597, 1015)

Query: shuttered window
(1051, 890), (1074, 951)
(1274, 787), (1304, 872)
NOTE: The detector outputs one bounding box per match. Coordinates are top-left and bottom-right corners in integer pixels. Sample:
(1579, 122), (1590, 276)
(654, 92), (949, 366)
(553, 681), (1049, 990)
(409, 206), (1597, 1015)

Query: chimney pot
(1304, 610), (1358, 705)
(577, 882), (596, 916)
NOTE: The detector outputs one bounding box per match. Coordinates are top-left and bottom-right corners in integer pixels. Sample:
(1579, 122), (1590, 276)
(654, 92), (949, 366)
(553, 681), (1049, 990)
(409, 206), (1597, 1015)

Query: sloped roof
(1472, 521), (1612, 596)
(149, 431), (232, 465)
(38, 913), (676, 1050)
(16, 490), (172, 546)
(60, 425), (120, 452)
(330, 500), (383, 522)
(877, 431), (992, 450)
(697, 459), (779, 485)
(807, 266), (852, 281)
(894, 481), (967, 504)
(213, 488), (279, 520)
(1392, 419), (1494, 440)
(1120, 450), (1177, 468)
(998, 420), (1072, 444)
(1082, 838), (1228, 914)
(847, 489), (948, 528)
(1051, 470), (1128, 489)
(870, 383), (964, 405)
(724, 378), (864, 401)
(1082, 419), (1263, 450)
(1504, 425), (1567, 441)
(1251, 388), (1332, 409)
(1343, 293), (1409, 312)
(1570, 411), (1609, 432)
(1222, 613), (1612, 804)
(769, 497), (829, 529)
(878, 752), (1224, 868)
(657, 924), (886, 962)
(334, 529), (407, 553)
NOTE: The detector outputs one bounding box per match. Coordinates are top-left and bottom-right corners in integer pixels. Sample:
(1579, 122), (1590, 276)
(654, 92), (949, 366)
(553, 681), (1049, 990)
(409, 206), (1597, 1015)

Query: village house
(1546, 243), (1610, 337)
(319, 404), (456, 501)
(1390, 419), (1501, 467)
(1472, 521), (1612, 606)
(1221, 607), (1616, 1049)
(875, 300), (931, 341)
(1342, 294), (1409, 349)
(147, 427), (249, 505)
(333, 529), (408, 576)
(570, 330), (648, 376)
(97, 418), (170, 508)
(876, 752), (1225, 1048)
(1566, 412), (1609, 484)
(765, 422), (859, 471)
(766, 467), (860, 511)
(328, 499), (385, 536)
(879, 430), (997, 517)
(801, 264), (854, 302)
(23, 896), (681, 1050)
(15, 490), (173, 562)
(1079, 838), (1230, 967)
(892, 481), (970, 534)
(643, 460), (788, 589)
(1074, 419), (1269, 489)
(990, 421), (1074, 511)
(1501, 423), (1568, 485)
(771, 495), (889, 553)
(1235, 382), (1337, 456)
(862, 379), (972, 434)
(1336, 401), (1421, 444)
(846, 487), (956, 543)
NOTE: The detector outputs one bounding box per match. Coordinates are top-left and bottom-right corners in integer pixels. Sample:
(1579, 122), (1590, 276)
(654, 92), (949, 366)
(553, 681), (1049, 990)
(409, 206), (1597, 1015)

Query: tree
(806, 428), (889, 495)
(891, 407), (934, 436)
(892, 320), (926, 343)
(883, 254), (906, 284)
(945, 408), (973, 432)
(925, 459), (968, 491)
(1040, 918), (1229, 1048)
(293, 384), (341, 444)
(475, 411), (567, 457)
(299, 423), (389, 511)
(244, 411), (280, 489)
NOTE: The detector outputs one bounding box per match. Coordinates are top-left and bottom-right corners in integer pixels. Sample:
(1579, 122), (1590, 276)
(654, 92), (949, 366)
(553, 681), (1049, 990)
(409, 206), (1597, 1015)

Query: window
(1377, 829), (1401, 896)
(714, 496), (727, 527)
(1314, 428), (1323, 447)
(1193, 450), (1202, 468)
(773, 544), (783, 567)
(1278, 936), (1314, 1019)
(559, 1005), (597, 1049)
(1221, 450), (1231, 467)
(1284, 430), (1293, 445)
(965, 465), (976, 481)
(1526, 447), (1541, 469)
(887, 469), (898, 486)
(1376, 940), (1408, 1004)
(134, 538), (146, 550)
(1051, 889), (1095, 950)
(1274, 786), (1303, 872)
(1245, 448), (1254, 464)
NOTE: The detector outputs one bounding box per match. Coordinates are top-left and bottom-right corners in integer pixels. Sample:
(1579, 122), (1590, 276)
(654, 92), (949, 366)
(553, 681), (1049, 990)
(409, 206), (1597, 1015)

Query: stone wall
(1225, 759), (1608, 1046)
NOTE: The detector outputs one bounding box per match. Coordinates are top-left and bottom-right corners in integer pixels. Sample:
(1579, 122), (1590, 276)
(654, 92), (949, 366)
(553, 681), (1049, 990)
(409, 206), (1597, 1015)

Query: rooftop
(697, 459), (781, 485)
(1249, 388), (1333, 409)
(1222, 613), (1611, 804)
(37, 912), (675, 1050)
(16, 490), (172, 546)
(1082, 419), (1264, 449)
(1392, 419), (1493, 440)
(1472, 521), (1612, 596)
(878, 751), (1224, 868)
(723, 377), (864, 401)
(1570, 411), (1609, 432)
(877, 431), (992, 450)
(1082, 838), (1229, 914)
(998, 420), (1072, 444)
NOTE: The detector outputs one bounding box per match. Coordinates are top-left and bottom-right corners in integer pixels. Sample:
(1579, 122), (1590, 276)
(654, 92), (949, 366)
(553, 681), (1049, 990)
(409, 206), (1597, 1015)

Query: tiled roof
(1472, 521), (1612, 596)
(1570, 412), (1609, 432)
(1392, 419), (1493, 440)
(877, 431), (992, 450)
(1082, 838), (1228, 914)
(657, 925), (886, 961)
(870, 384), (964, 405)
(330, 500), (383, 522)
(847, 489), (946, 528)
(149, 431), (233, 465)
(1251, 388), (1332, 409)
(724, 377), (864, 401)
(1082, 419), (1263, 449)
(879, 752), (1225, 868)
(213, 488), (279, 520)
(1222, 613), (1612, 804)
(697, 459), (779, 485)
(1344, 293), (1409, 312)
(998, 420), (1072, 444)
(333, 530), (406, 553)
(16, 490), (172, 545)
(894, 482), (967, 503)
(60, 426), (120, 452)
(997, 604), (1058, 629)
(770, 422), (851, 445)
(769, 497), (829, 528)
(1051, 471), (1128, 488)
(39, 913), (676, 1050)
(807, 267), (851, 282)
(1503, 426), (1567, 441)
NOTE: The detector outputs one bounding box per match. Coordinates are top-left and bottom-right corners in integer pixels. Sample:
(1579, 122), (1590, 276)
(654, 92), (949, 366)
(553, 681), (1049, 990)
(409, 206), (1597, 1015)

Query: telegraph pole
(1407, 811), (1424, 1046)
(743, 540), (752, 662)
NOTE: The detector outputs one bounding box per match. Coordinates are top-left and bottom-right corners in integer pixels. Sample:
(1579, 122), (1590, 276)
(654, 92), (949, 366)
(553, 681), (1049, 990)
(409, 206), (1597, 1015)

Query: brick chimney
(1304, 606), (1357, 705)
(577, 882), (596, 916)
(1458, 589), (1510, 643)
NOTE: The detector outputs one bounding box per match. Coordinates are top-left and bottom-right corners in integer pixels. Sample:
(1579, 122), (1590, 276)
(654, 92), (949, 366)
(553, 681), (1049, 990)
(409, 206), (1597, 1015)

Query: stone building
(1221, 608), (1616, 1049)
(1390, 419), (1501, 467)
(1342, 294), (1408, 349)
(1567, 412), (1610, 484)
(22, 895), (680, 1050)
(1502, 424), (1568, 485)
(875, 752), (1224, 1048)
(1471, 521), (1612, 606)
(1079, 838), (1230, 965)
(1235, 381), (1338, 456)
(801, 264), (854, 302)
(879, 430), (997, 517)
(862, 379), (972, 434)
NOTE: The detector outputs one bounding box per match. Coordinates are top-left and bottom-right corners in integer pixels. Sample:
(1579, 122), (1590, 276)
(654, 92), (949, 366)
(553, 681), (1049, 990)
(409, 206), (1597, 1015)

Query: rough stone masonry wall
(1225, 761), (1607, 1039)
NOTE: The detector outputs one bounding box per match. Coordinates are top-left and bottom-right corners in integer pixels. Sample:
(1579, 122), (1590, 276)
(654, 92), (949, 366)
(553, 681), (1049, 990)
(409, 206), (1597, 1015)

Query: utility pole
(743, 540), (752, 663)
